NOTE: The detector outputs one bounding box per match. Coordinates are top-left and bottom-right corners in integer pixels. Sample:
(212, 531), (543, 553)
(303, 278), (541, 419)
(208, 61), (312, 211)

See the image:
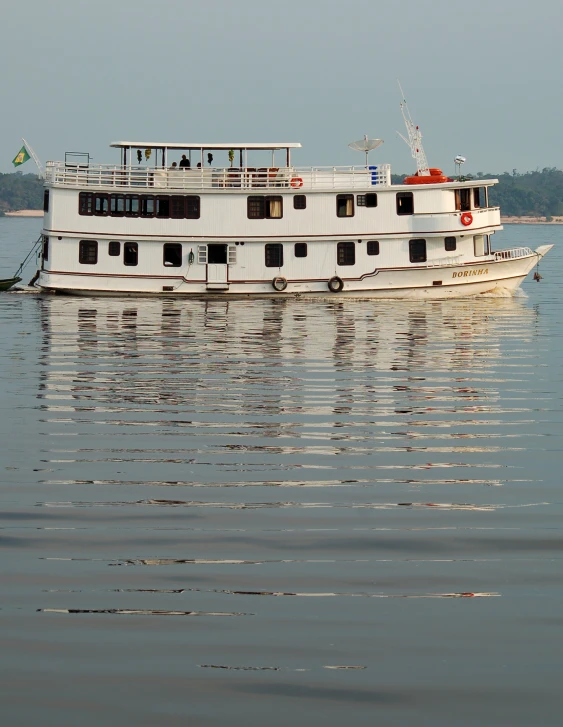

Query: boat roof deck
(110, 142), (303, 150)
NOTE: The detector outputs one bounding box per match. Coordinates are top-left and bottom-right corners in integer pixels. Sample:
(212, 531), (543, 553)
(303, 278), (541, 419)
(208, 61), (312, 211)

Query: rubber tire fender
(328, 276), (344, 293)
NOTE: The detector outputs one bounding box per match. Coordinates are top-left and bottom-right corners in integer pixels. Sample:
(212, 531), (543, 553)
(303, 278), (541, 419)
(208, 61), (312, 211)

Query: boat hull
(38, 248), (549, 299)
(0, 277), (22, 291)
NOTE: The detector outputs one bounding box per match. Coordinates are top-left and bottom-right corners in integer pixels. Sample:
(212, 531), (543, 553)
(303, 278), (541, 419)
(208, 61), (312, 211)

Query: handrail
(44, 162), (392, 191)
(494, 247), (533, 260)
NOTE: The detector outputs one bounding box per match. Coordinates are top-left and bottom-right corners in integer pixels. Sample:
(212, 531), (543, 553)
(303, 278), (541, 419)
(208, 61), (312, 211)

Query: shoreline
(501, 216), (563, 224)
(4, 210), (44, 217)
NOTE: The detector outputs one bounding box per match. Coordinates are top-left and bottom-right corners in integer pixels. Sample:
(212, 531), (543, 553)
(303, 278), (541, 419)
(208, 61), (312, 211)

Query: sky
(1, 0), (561, 176)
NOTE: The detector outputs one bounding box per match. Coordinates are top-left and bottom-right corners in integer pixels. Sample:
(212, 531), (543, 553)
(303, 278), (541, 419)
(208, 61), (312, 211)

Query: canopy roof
(110, 141), (302, 150)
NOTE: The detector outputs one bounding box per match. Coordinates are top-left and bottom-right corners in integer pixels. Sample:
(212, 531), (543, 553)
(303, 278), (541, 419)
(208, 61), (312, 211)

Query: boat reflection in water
(35, 293), (539, 495)
(37, 294), (537, 399)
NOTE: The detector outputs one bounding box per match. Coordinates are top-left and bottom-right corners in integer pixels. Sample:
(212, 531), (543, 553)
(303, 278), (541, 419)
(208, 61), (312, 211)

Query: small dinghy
(0, 277), (22, 291)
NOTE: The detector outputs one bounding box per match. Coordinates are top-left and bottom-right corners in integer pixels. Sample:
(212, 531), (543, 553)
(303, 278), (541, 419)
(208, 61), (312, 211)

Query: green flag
(12, 146), (30, 168)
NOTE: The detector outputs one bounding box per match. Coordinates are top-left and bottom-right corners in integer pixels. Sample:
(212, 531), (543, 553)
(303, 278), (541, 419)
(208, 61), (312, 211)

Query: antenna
(21, 138), (44, 178)
(348, 135), (383, 166)
(396, 82), (430, 177)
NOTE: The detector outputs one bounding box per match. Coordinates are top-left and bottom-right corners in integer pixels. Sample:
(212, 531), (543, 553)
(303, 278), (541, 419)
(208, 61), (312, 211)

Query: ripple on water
(2, 267), (563, 726)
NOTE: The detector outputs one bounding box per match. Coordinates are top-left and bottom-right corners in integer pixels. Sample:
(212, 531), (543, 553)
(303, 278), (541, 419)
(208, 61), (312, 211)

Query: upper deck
(44, 162), (393, 191)
(44, 140), (498, 195)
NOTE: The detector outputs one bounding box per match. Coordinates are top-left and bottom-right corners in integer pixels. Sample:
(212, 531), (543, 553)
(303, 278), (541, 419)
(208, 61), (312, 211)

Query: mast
(21, 138), (44, 178)
(396, 84), (430, 177)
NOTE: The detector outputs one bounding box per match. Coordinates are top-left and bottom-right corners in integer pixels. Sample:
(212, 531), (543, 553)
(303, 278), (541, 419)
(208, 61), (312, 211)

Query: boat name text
(452, 268), (489, 278)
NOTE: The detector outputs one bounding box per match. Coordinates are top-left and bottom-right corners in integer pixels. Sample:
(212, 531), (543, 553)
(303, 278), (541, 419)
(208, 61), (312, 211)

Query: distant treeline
(2, 169), (563, 218)
(0, 172), (43, 214)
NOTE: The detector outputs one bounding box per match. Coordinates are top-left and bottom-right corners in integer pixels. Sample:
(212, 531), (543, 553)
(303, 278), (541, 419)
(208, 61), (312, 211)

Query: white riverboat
(38, 118), (552, 298)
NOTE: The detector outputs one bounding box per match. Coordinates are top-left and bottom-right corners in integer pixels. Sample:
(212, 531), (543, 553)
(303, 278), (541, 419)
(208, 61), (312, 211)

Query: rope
(13, 235), (43, 279)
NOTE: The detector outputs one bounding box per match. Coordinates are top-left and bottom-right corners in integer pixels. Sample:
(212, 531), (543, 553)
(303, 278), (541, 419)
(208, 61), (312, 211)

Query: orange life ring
(290, 177), (303, 189)
(461, 212), (473, 226)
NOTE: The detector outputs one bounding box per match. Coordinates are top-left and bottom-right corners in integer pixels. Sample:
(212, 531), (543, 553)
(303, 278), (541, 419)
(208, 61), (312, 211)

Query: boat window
(337, 241), (356, 265)
(185, 196), (201, 220)
(124, 242), (138, 266)
(409, 239), (426, 263)
(79, 192), (94, 216)
(163, 243), (182, 267)
(293, 195), (307, 210)
(445, 236), (456, 252)
(94, 194), (109, 216)
(265, 243), (284, 267)
(294, 243), (308, 258)
(367, 240), (380, 256)
(397, 192), (414, 215)
(455, 188), (471, 211)
(170, 196), (185, 219)
(336, 194), (354, 218)
(79, 240), (98, 265)
(141, 196), (155, 217)
(474, 234), (486, 256)
(267, 197), (283, 218)
(473, 187), (485, 209)
(125, 195), (140, 217)
(108, 241), (121, 256)
(42, 235), (49, 262)
(248, 197), (265, 219)
(43, 190), (49, 213)
(110, 195), (125, 216)
(248, 196), (283, 219)
(156, 196), (170, 218)
(358, 193), (378, 208)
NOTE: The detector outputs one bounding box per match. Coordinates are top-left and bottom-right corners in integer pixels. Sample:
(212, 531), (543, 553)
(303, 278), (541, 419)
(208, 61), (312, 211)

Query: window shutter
(197, 245), (208, 264)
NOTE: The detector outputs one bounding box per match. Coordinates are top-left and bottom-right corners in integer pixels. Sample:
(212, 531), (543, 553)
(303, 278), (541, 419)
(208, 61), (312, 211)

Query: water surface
(1, 219), (562, 726)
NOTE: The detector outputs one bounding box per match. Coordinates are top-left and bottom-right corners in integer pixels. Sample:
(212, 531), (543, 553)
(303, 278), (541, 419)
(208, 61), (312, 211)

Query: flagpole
(21, 138), (44, 178)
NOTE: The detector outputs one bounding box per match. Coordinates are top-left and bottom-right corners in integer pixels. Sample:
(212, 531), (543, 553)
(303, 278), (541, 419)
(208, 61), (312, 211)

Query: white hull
(38, 248), (550, 299)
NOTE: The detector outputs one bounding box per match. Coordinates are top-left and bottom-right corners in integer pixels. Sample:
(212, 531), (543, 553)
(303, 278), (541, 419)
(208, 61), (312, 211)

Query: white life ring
(290, 177), (303, 189)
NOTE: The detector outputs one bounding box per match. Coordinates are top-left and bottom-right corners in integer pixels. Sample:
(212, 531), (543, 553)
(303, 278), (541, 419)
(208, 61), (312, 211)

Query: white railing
(44, 162), (392, 191)
(494, 247), (533, 260)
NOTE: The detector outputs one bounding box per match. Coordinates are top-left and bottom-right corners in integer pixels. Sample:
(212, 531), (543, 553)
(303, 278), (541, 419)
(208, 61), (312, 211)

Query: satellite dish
(348, 136), (384, 165)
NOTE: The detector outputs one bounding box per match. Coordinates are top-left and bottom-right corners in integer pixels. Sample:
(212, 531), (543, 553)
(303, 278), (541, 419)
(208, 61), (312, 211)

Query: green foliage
(482, 168), (563, 217)
(0, 172), (43, 213)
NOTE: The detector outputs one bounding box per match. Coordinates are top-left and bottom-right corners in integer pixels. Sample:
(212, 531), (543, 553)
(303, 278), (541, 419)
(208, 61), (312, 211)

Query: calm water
(1, 218), (563, 726)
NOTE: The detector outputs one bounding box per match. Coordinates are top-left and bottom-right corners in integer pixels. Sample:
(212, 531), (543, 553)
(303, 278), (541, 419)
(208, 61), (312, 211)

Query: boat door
(204, 244), (231, 289)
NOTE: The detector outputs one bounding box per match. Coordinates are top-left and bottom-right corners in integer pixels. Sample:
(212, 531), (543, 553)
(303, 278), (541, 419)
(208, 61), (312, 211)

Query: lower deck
(38, 234), (547, 299)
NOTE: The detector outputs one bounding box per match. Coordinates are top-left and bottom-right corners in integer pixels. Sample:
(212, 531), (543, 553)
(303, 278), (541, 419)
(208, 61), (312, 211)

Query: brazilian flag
(12, 146), (30, 168)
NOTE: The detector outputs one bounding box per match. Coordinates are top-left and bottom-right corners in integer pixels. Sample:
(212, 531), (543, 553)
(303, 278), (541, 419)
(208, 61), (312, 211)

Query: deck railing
(494, 247), (533, 260)
(44, 162), (392, 191)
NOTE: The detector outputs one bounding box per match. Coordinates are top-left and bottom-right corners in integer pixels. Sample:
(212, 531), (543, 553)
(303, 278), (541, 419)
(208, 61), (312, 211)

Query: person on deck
(179, 155), (190, 168)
